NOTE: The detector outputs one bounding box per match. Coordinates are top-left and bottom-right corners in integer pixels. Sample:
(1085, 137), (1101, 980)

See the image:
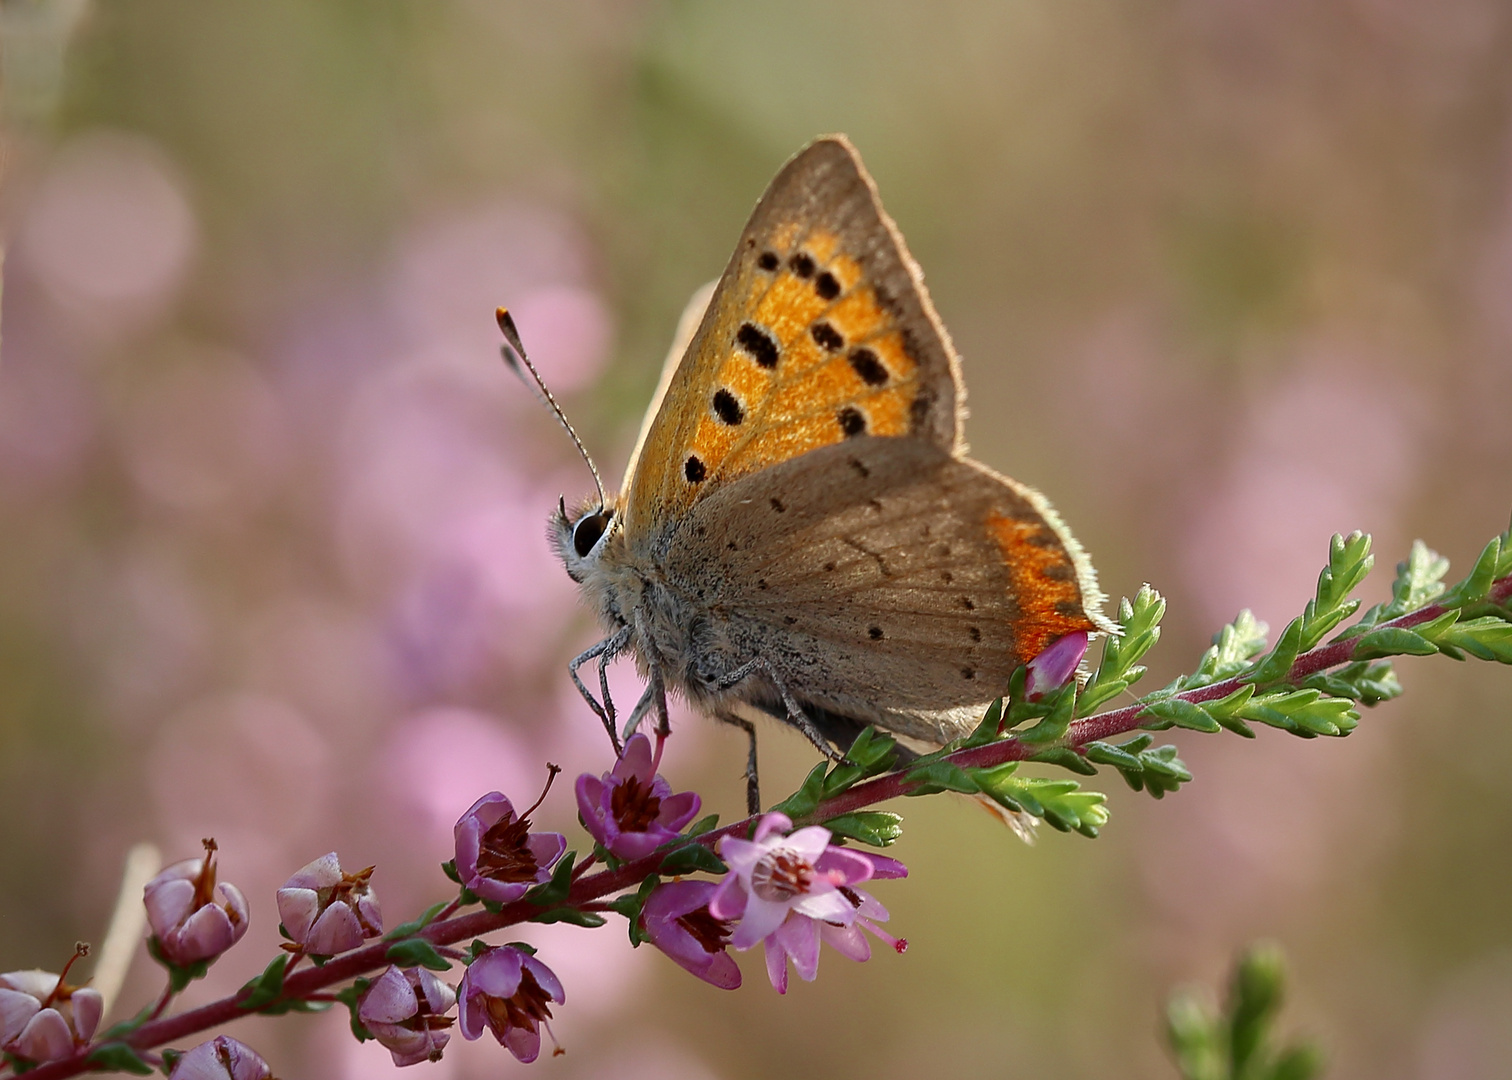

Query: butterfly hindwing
(663, 438), (1103, 744)
(622, 136), (963, 537)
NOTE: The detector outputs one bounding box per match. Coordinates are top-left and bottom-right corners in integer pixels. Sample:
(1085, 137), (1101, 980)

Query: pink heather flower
(167, 1035), (273, 1080)
(358, 965), (457, 1067)
(457, 945), (564, 1063)
(144, 840), (250, 967)
(709, 813), (906, 993)
(1024, 630), (1089, 701)
(454, 791), (567, 905)
(275, 853), (382, 957)
(640, 880), (740, 989)
(0, 950), (103, 1064)
(575, 733), (701, 861)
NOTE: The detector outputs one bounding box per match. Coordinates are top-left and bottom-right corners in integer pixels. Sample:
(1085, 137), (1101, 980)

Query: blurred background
(1, 2), (1510, 1077)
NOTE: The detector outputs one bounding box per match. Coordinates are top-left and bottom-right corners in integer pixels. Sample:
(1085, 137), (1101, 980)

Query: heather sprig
(4, 523), (1511, 1077)
(1166, 943), (1323, 1080)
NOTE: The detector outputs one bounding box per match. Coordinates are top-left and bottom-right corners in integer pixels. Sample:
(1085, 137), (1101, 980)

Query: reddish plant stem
(21, 573), (1510, 1080)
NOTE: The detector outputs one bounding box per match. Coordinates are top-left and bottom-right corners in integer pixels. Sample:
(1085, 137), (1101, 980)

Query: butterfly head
(550, 495), (620, 584)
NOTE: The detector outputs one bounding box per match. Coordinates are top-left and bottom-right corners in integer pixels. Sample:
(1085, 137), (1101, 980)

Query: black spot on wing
(815, 271), (840, 300)
(758, 250), (779, 271)
(838, 407), (867, 438)
(868, 626), (884, 640)
(811, 322), (844, 352)
(848, 348), (888, 386)
(736, 323), (779, 369)
(712, 389), (744, 425)
(789, 252), (815, 278)
(684, 455), (707, 483)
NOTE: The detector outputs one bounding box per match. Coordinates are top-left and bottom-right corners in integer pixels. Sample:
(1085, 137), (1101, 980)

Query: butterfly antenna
(496, 307), (607, 510)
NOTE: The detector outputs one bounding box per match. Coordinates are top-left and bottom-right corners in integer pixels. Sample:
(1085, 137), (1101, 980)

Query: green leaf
(1432, 615), (1512, 663)
(822, 811), (904, 847)
(962, 698), (1006, 747)
(1203, 683), (1258, 737)
(384, 900), (450, 941)
(1084, 741), (1142, 771)
(1016, 680), (1078, 745)
(524, 851), (576, 907)
(1387, 539), (1450, 617)
(1026, 747), (1099, 775)
(86, 1043), (154, 1075)
(903, 759), (980, 796)
(1166, 991), (1223, 1080)
(238, 954), (289, 1011)
(975, 769), (1109, 837)
(1241, 689), (1359, 737)
(1245, 617), (1304, 685)
(530, 907), (608, 927)
(1315, 531), (1373, 613)
(1197, 609), (1270, 680)
(1268, 1044), (1326, 1080)
(99, 1002), (156, 1041)
(1230, 944), (1285, 1072)
(658, 842), (727, 875)
(440, 859), (461, 884)
(1352, 625), (1439, 660)
(769, 762), (828, 819)
(1439, 535), (1501, 608)
(385, 938), (451, 971)
(683, 814), (720, 837)
(1139, 697), (1222, 734)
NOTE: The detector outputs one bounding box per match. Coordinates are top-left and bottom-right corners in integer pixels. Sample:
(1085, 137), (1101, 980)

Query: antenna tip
(496, 307), (515, 333)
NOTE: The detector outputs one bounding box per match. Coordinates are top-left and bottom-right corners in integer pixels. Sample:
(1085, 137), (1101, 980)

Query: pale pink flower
(0, 957), (103, 1064)
(167, 1035), (273, 1080)
(358, 965), (457, 1067)
(144, 841), (249, 966)
(275, 852), (381, 957)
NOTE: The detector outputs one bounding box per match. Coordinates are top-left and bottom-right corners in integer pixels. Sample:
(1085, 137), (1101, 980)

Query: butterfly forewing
(622, 137), (962, 537)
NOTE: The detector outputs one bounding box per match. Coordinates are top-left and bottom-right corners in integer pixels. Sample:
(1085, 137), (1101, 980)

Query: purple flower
(575, 733), (701, 860)
(0, 954), (103, 1064)
(453, 792), (567, 905)
(457, 945), (564, 1063)
(167, 1035), (272, 1080)
(641, 880), (740, 989)
(709, 813), (906, 993)
(1024, 630), (1089, 701)
(275, 853), (382, 957)
(358, 965), (457, 1067)
(144, 841), (249, 967)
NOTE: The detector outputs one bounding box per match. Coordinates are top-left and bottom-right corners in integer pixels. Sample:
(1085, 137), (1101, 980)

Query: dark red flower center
(476, 814), (542, 884)
(484, 967), (555, 1035)
(321, 865), (378, 934)
(609, 774), (663, 832)
(750, 849), (814, 902)
(675, 906), (736, 954)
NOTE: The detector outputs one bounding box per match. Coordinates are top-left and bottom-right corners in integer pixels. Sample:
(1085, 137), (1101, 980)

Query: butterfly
(500, 135), (1111, 818)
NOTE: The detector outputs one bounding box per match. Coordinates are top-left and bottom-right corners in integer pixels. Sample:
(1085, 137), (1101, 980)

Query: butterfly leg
(620, 683), (657, 743)
(568, 625), (633, 753)
(714, 710), (761, 815)
(714, 657), (846, 763)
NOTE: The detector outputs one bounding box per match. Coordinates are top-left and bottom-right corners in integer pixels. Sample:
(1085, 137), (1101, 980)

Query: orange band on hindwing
(985, 511), (1096, 662)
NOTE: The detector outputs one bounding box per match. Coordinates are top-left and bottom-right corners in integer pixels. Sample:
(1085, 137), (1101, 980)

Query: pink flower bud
(0, 950), (104, 1065)
(167, 1035), (273, 1080)
(1024, 630), (1089, 701)
(144, 841), (249, 967)
(275, 853), (382, 957)
(358, 965), (457, 1067)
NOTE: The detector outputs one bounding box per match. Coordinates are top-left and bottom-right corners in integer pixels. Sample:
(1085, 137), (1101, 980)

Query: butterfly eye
(572, 511), (611, 558)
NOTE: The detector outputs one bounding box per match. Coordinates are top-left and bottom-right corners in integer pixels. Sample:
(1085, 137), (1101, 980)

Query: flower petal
(613, 732), (656, 784)
(521, 955), (565, 1004)
(774, 914), (821, 981)
(359, 966), (418, 1026)
(706, 873), (747, 922)
(69, 987), (103, 1043)
(0, 988), (40, 1044)
(416, 967), (457, 1014)
(525, 832), (567, 878)
(274, 887), (320, 943)
(172, 903), (237, 964)
(15, 1007), (75, 1063)
(752, 813), (793, 844)
(763, 935), (789, 994)
(655, 790), (701, 831)
(730, 896), (790, 949)
(217, 882), (250, 941)
(282, 852), (343, 892)
(814, 845), (875, 885)
(819, 921), (872, 962)
(504, 1022), (541, 1063)
(305, 901), (364, 956)
(143, 877), (197, 938)
(700, 951), (742, 990)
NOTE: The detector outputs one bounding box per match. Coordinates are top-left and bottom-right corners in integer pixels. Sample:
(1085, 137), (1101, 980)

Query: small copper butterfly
(501, 135), (1112, 817)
